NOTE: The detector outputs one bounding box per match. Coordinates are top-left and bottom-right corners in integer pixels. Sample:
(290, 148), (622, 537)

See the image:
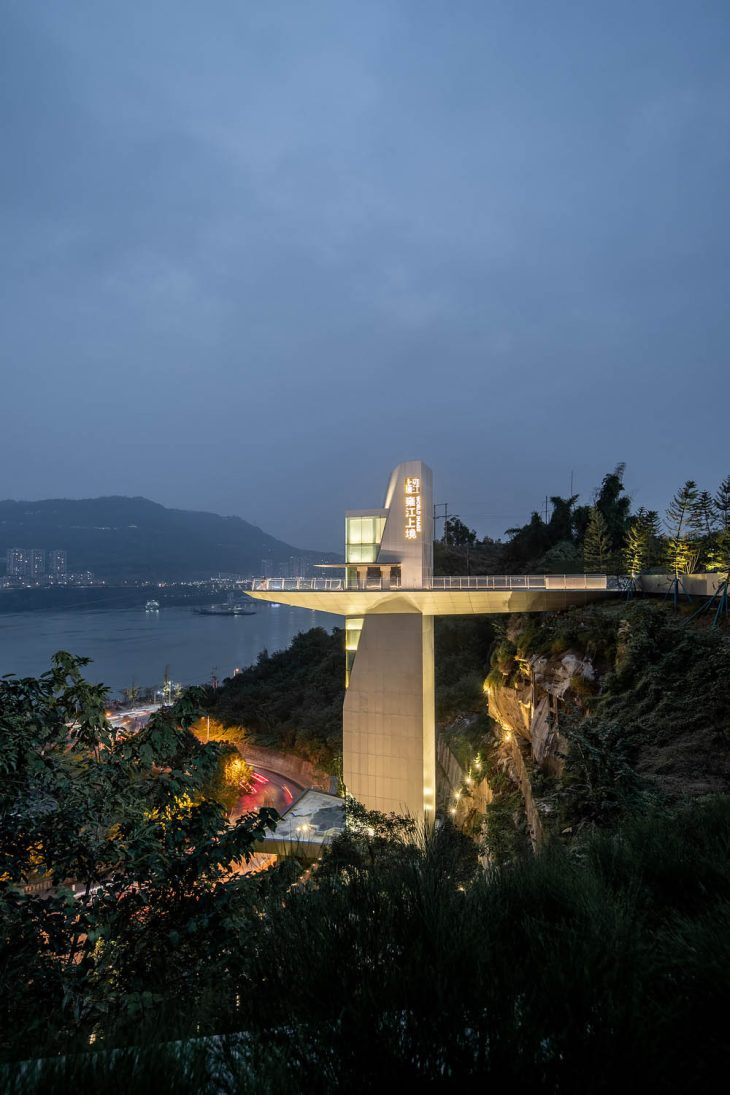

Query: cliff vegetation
(481, 601), (730, 856)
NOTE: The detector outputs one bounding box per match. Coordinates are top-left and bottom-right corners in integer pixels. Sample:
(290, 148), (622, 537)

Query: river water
(0, 603), (341, 697)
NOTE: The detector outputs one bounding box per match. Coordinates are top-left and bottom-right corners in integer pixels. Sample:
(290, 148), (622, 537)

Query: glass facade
(345, 515), (387, 564)
(344, 514), (386, 684)
(345, 617), (364, 651)
(345, 617), (365, 687)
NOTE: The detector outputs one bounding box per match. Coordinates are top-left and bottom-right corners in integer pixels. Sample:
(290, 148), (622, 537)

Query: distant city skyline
(2, 2), (729, 553)
(5, 547), (69, 581)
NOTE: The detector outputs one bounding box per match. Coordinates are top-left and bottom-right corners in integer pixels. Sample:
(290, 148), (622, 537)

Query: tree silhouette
(595, 463), (632, 550)
(714, 475), (730, 532)
(623, 508), (660, 579)
(583, 507), (611, 572)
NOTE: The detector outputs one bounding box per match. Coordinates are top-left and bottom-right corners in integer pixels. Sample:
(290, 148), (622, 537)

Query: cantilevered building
(249, 460), (616, 822)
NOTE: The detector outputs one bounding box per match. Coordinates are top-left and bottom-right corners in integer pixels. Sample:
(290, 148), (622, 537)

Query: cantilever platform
(247, 575), (620, 616)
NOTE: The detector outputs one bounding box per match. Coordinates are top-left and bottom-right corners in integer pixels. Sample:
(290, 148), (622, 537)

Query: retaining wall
(239, 742), (336, 793)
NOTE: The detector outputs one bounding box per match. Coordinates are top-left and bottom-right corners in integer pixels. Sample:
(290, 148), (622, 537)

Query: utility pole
(433, 502), (450, 541)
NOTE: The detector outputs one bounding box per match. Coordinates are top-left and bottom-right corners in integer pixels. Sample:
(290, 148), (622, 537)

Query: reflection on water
(0, 604), (341, 696)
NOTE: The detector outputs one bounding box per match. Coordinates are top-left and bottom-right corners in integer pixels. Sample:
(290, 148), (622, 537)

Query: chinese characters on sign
(404, 477), (422, 540)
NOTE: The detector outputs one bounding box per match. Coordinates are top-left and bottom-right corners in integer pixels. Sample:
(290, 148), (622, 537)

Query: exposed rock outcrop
(486, 651), (594, 777)
(483, 649), (602, 848)
(483, 602), (730, 848)
(437, 732), (492, 826)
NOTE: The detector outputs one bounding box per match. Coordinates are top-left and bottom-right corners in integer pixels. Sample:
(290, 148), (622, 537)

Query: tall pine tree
(691, 490), (718, 538)
(583, 506), (611, 572)
(714, 475), (730, 532)
(665, 480), (699, 577)
(689, 490), (718, 569)
(623, 508), (660, 577)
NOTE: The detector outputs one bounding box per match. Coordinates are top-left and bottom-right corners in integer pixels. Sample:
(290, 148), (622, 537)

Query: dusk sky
(2, 1), (729, 552)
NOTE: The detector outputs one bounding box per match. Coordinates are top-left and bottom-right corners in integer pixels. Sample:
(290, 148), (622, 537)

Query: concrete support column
(343, 612), (435, 823)
(421, 615), (436, 820)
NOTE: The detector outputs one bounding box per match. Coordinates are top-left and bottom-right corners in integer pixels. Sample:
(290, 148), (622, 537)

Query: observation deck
(248, 573), (623, 616)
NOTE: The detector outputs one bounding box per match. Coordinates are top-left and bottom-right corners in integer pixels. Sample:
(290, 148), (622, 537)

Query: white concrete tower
(342, 461), (436, 821)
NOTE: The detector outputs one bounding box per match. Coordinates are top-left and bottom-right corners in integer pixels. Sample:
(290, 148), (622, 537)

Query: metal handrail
(250, 574), (618, 593)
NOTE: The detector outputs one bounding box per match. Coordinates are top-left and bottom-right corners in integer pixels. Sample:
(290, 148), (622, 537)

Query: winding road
(231, 766), (304, 821)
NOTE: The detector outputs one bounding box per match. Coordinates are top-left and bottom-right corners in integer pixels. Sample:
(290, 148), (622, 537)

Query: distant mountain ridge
(0, 496), (339, 580)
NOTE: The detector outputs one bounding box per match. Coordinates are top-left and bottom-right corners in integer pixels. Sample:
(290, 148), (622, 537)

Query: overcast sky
(2, 1), (729, 551)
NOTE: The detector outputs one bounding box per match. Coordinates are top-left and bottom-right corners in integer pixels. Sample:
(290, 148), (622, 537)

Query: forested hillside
(205, 627), (345, 772)
(0, 496), (338, 580)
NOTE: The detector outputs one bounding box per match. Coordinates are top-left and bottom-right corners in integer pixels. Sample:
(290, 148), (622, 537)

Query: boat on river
(193, 603), (256, 616)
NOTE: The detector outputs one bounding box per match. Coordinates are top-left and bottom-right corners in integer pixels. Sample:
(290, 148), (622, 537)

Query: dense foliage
(3, 798), (730, 1090)
(0, 654), (277, 1060)
(202, 620), (499, 774)
(435, 616), (497, 765)
(205, 627), (345, 771)
(488, 602), (730, 840)
(2, 583), (729, 1086)
(438, 464), (730, 577)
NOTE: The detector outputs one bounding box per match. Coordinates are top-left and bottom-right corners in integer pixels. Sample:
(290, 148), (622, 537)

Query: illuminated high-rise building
(6, 548), (45, 578)
(47, 550), (67, 578)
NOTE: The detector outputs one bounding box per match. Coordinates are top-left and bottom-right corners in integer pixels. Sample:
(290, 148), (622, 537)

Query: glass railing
(249, 574), (620, 593)
(431, 574), (614, 591)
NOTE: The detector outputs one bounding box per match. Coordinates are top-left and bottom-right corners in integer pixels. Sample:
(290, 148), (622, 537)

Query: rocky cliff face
(485, 651), (598, 847)
(486, 650), (595, 775)
(436, 734), (492, 828)
(480, 603), (730, 851)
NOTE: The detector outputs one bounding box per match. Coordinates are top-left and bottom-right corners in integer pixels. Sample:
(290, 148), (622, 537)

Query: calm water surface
(0, 604), (341, 696)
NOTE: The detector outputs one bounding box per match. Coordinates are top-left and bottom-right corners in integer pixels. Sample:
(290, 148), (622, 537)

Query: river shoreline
(0, 603), (341, 697)
(0, 584), (245, 614)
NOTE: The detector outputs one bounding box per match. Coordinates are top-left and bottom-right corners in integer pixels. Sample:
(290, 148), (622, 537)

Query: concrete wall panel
(344, 612), (435, 821)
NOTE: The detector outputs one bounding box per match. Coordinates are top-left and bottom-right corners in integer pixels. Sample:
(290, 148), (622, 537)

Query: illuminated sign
(404, 477), (422, 540)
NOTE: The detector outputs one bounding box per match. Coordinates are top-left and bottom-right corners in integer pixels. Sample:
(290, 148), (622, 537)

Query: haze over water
(0, 605), (340, 697)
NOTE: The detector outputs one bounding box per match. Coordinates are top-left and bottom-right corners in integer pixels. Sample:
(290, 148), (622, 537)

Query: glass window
(346, 518), (363, 545)
(345, 513), (387, 564)
(346, 544), (377, 563)
(345, 617), (364, 651)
